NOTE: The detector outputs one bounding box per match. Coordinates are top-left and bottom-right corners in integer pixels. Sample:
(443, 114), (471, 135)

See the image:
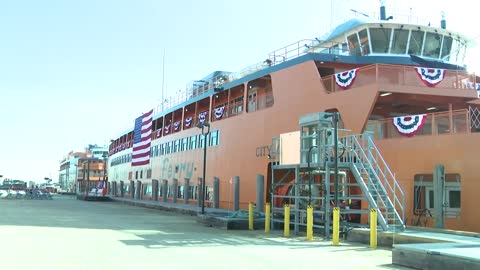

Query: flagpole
(162, 48), (166, 113)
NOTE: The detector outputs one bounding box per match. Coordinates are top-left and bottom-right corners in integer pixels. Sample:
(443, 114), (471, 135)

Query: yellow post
(332, 207), (340, 246)
(248, 202), (254, 230)
(265, 203), (271, 233)
(306, 205), (313, 241)
(370, 208), (377, 248)
(284, 204), (290, 237)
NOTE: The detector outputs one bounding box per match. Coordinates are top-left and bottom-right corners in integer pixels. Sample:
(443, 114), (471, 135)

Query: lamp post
(102, 153), (108, 194)
(196, 120), (210, 214)
(73, 164), (78, 192)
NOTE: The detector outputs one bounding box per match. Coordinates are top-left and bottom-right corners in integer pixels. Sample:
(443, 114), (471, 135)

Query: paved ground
(0, 196), (413, 270)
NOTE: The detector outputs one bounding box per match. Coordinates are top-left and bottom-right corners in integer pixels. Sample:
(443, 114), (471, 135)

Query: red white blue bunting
(198, 111), (208, 123)
(156, 128), (162, 137)
(334, 68), (359, 90)
(173, 121), (181, 132)
(214, 105), (225, 119)
(164, 124), (170, 135)
(392, 114), (427, 137)
(184, 116), (193, 128)
(415, 67), (446, 87)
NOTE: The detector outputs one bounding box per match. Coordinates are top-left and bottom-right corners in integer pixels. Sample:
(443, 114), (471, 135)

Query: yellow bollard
(306, 205), (313, 241)
(284, 204), (290, 237)
(249, 202), (254, 230)
(332, 207), (340, 246)
(370, 208), (377, 248)
(265, 203), (271, 233)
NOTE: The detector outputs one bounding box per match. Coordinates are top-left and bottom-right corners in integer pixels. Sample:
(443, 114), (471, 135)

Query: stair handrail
(349, 136), (397, 214)
(341, 133), (405, 228)
(363, 134), (406, 226)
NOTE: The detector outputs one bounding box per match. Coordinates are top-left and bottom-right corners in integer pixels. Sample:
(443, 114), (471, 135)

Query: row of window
(110, 130), (220, 166)
(116, 183), (214, 201)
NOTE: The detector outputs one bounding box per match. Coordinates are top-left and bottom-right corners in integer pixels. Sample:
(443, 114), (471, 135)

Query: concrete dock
(111, 196), (480, 270)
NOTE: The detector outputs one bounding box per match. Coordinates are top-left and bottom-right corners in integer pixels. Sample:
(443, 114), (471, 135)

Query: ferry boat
(107, 3), (480, 233)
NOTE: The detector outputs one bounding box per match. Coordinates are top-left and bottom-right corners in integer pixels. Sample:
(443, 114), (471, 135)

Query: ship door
(248, 89), (257, 112)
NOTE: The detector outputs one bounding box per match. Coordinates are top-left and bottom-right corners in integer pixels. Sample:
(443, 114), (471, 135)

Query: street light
(102, 153), (108, 194)
(196, 120), (210, 214)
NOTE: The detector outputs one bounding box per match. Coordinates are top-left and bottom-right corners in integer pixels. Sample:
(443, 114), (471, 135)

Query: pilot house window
(369, 28), (392, 53)
(358, 29), (370, 55)
(347, 33), (361, 56)
(408, 30), (425, 55)
(423, 32), (442, 58)
(391, 29), (409, 54)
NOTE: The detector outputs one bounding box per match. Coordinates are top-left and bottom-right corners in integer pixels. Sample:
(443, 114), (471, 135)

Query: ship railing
(348, 11), (431, 26)
(210, 99), (244, 122)
(366, 109), (471, 140)
(469, 105), (480, 131)
(267, 39), (315, 65)
(322, 64), (477, 93)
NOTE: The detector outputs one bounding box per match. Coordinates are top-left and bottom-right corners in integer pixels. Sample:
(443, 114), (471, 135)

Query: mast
(161, 48), (166, 112)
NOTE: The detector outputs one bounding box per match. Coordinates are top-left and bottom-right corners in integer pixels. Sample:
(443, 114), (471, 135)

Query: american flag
(132, 109), (153, 166)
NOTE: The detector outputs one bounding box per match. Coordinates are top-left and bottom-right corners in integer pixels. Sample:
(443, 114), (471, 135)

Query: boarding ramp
(270, 112), (405, 236)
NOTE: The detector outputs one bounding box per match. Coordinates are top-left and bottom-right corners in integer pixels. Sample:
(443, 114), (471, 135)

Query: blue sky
(0, 0), (478, 182)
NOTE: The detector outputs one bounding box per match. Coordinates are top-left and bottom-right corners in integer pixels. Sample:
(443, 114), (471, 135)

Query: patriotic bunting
(185, 116), (193, 128)
(214, 105), (225, 119)
(164, 124), (170, 135)
(392, 114), (427, 137)
(174, 120), (181, 131)
(334, 68), (359, 90)
(415, 67), (446, 87)
(198, 111), (208, 123)
(156, 128), (162, 137)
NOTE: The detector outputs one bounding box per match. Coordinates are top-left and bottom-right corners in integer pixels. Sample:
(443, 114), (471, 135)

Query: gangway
(270, 112), (405, 238)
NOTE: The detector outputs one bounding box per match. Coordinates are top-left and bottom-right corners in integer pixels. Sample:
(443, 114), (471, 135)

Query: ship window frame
(391, 28), (409, 54)
(440, 35), (453, 61)
(358, 29), (370, 55)
(347, 32), (361, 56)
(423, 32), (442, 59)
(174, 140), (180, 153)
(190, 135), (197, 150)
(167, 141), (172, 154)
(181, 137), (188, 151)
(369, 27), (392, 54)
(209, 130), (219, 146)
(408, 30), (425, 56)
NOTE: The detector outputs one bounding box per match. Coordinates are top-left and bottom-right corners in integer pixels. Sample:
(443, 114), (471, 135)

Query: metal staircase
(340, 133), (405, 231)
(270, 112), (405, 236)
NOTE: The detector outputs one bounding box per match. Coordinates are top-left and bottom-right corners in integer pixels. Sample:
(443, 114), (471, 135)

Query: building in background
(59, 144), (108, 192)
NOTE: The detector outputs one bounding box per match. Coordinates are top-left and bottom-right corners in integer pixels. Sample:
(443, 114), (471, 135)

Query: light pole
(73, 164), (78, 192)
(196, 120), (210, 214)
(102, 153), (108, 194)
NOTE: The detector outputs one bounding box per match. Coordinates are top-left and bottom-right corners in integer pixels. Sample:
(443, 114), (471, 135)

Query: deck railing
(322, 64), (477, 93)
(366, 109), (471, 140)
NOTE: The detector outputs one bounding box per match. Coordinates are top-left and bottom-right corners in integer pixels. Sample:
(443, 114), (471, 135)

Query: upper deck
(109, 10), (478, 155)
